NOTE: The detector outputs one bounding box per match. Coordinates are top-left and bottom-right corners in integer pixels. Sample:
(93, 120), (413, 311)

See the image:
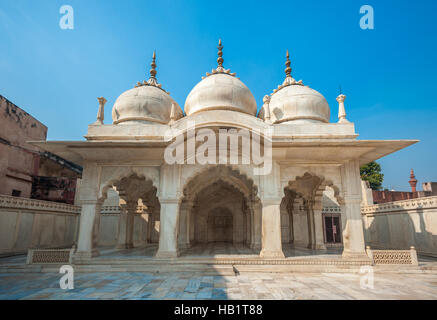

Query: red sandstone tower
(409, 169), (418, 192)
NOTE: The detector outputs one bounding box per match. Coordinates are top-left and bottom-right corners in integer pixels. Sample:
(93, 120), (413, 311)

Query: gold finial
(204, 39), (236, 78)
(134, 51), (168, 93)
(285, 49), (292, 78)
(149, 50), (157, 80)
(217, 39), (224, 69)
(270, 49), (304, 95)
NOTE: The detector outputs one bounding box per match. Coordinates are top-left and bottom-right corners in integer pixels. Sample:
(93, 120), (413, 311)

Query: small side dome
(268, 84), (330, 123)
(112, 86), (182, 124)
(111, 52), (183, 125)
(259, 50), (330, 124)
(184, 40), (257, 117)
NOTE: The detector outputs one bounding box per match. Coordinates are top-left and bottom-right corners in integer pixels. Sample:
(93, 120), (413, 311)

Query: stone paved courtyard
(1, 271), (437, 300)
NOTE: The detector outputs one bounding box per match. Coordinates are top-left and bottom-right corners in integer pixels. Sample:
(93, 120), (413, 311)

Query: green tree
(360, 161), (384, 190)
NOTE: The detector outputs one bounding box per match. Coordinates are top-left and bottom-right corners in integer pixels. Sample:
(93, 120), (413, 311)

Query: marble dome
(184, 40), (257, 117)
(112, 53), (183, 125)
(112, 85), (182, 125)
(267, 81), (330, 124)
(259, 51), (330, 124)
(184, 73), (257, 116)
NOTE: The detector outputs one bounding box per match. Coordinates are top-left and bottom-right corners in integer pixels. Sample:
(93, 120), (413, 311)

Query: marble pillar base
(342, 250), (371, 261)
(260, 249), (285, 259)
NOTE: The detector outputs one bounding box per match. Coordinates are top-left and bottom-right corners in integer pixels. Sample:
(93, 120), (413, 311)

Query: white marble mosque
(33, 40), (417, 264)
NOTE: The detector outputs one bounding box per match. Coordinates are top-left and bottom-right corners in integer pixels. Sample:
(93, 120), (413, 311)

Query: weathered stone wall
(0, 95), (47, 198)
(372, 190), (425, 204)
(0, 195), (79, 256)
(362, 196), (437, 257)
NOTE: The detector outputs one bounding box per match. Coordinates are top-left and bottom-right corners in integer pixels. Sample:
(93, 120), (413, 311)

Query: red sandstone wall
(372, 190), (418, 204)
(0, 95), (47, 197)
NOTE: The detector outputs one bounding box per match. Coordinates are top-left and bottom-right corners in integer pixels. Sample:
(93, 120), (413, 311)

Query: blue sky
(0, 0), (436, 191)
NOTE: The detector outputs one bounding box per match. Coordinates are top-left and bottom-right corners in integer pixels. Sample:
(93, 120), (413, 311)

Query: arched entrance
(191, 181), (244, 244)
(281, 172), (344, 254)
(178, 166), (260, 255)
(100, 173), (160, 250)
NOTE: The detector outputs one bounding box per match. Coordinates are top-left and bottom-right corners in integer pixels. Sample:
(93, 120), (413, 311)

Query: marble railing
(361, 196), (437, 257)
(366, 246), (418, 265)
(361, 196), (437, 215)
(0, 195), (80, 256)
(0, 194), (80, 214)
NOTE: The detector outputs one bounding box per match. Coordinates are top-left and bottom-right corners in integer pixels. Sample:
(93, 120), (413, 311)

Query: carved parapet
(361, 196), (437, 216)
(0, 195), (80, 214)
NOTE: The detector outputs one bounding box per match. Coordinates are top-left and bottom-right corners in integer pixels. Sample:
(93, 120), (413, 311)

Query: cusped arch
(98, 167), (160, 202)
(283, 171), (343, 203)
(284, 172), (323, 200)
(193, 177), (250, 205)
(315, 179), (344, 205)
(180, 165), (259, 204)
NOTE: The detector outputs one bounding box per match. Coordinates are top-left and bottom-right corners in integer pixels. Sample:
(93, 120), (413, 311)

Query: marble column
(260, 198), (285, 258)
(156, 199), (180, 258)
(147, 206), (155, 243)
(75, 200), (101, 259)
(245, 207), (251, 246)
(116, 201), (136, 249)
(311, 198), (326, 250)
(341, 160), (367, 258)
(178, 200), (193, 250)
(288, 204), (294, 244)
(250, 201), (262, 251)
(74, 162), (101, 260)
(305, 200), (316, 249)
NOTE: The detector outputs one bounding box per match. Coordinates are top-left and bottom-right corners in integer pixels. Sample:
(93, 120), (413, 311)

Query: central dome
(184, 40), (257, 117)
(184, 73), (257, 116)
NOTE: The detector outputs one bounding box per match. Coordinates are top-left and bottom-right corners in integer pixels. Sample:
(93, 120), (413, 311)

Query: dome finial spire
(135, 51), (168, 93)
(217, 39), (224, 70)
(272, 49), (304, 94)
(285, 49), (292, 78)
(204, 39), (236, 78)
(148, 50), (157, 84)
